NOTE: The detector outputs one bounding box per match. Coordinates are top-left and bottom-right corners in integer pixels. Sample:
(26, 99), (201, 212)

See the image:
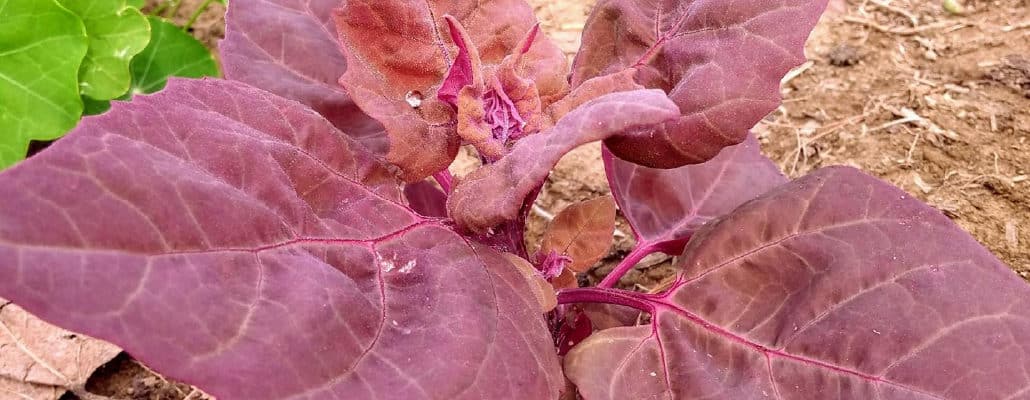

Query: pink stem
(597, 243), (659, 288)
(433, 170), (454, 194)
(556, 287), (654, 313)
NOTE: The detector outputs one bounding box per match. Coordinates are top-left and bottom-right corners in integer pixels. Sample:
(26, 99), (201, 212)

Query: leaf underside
(567, 167), (1030, 399)
(0, 79), (561, 400)
(605, 133), (787, 252)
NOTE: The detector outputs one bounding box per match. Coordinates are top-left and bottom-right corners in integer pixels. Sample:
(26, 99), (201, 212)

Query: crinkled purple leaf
(573, 0), (828, 168)
(448, 90), (681, 234)
(333, 0), (565, 181)
(220, 0), (387, 153)
(566, 167), (1030, 399)
(0, 79), (562, 400)
(605, 133), (787, 253)
(437, 16), (481, 108)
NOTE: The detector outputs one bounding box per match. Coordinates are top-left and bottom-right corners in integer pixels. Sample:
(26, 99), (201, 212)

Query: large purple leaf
(0, 79), (562, 400)
(220, 0), (387, 153)
(605, 133), (787, 253)
(448, 90), (681, 234)
(573, 0), (827, 168)
(566, 167), (1030, 399)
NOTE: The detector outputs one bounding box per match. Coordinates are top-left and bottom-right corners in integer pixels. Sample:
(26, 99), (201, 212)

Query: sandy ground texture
(28, 0), (1030, 398)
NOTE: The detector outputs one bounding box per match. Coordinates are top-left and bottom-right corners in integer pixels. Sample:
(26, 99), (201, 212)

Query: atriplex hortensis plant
(2, 0), (1029, 399)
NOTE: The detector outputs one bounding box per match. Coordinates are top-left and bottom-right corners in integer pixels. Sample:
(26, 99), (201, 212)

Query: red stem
(597, 243), (659, 288)
(556, 287), (655, 313)
(433, 170), (454, 194)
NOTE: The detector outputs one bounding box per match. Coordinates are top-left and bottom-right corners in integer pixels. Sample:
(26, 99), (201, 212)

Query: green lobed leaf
(128, 16), (219, 95)
(0, 0), (88, 169)
(82, 17), (221, 116)
(58, 0), (150, 100)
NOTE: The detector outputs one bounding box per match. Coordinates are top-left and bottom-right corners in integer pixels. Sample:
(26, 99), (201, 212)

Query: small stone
(828, 44), (862, 67)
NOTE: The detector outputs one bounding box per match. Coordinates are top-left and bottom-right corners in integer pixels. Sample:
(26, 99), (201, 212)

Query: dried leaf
(539, 196), (617, 273)
(0, 299), (120, 400)
(502, 254), (558, 313)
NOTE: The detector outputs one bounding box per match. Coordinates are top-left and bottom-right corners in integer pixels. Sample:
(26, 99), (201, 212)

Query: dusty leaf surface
(0, 79), (562, 400)
(220, 0), (387, 153)
(567, 167), (1030, 399)
(573, 0), (828, 168)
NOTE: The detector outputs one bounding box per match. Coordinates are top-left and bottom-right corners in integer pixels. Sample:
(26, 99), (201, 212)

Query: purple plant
(2, 0), (1029, 399)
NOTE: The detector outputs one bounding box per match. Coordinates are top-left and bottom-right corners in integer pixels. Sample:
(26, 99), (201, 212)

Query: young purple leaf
(333, 0), (565, 180)
(220, 0), (387, 153)
(599, 133), (787, 287)
(0, 79), (562, 400)
(573, 0), (828, 168)
(437, 16), (482, 108)
(447, 90), (681, 234)
(566, 167), (1030, 399)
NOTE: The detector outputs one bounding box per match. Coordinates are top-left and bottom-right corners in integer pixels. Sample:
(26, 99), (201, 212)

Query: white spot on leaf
(376, 253), (416, 274)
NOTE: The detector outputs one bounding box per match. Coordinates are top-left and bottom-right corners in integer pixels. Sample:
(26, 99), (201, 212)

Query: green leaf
(81, 95), (112, 115)
(58, 0), (150, 100)
(128, 16), (219, 94)
(0, 0), (88, 168)
(125, 0), (144, 8)
(81, 16), (221, 114)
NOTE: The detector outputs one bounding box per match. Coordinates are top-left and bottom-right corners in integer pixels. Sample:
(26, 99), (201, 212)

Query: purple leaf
(566, 167), (1030, 399)
(0, 79), (562, 400)
(448, 90), (681, 234)
(437, 16), (482, 108)
(573, 0), (828, 168)
(220, 0), (387, 152)
(605, 133), (787, 253)
(333, 0), (565, 181)
(404, 180), (448, 218)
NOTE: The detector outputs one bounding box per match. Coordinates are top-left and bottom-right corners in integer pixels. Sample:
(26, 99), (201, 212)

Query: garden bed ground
(40, 0), (1030, 398)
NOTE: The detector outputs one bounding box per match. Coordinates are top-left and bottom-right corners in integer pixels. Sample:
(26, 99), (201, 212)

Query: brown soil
(75, 0), (1030, 397)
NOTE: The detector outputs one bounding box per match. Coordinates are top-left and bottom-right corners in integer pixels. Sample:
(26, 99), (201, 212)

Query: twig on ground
(781, 61), (815, 86)
(844, 17), (966, 36)
(532, 204), (555, 221)
(868, 0), (918, 26)
(1002, 21), (1030, 32)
